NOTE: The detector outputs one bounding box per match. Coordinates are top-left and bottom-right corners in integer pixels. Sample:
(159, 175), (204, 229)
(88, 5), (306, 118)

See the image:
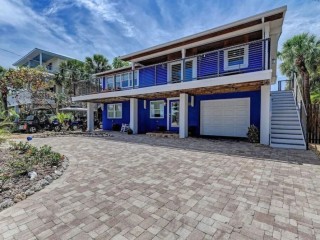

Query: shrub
(127, 128), (133, 134)
(247, 125), (260, 143)
(112, 124), (121, 131)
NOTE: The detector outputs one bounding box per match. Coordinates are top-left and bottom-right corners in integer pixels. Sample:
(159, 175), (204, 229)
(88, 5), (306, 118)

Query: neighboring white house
(9, 49), (76, 109)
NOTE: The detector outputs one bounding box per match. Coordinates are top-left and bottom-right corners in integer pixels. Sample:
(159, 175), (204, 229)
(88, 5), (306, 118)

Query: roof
(120, 6), (287, 61)
(13, 48), (76, 66)
(94, 66), (134, 77)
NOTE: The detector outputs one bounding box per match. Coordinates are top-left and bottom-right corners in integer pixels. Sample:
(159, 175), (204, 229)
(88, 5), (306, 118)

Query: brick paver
(1, 133), (320, 240)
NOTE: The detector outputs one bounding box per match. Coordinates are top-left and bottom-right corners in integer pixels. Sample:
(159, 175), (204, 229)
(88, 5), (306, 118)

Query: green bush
(247, 125), (260, 143)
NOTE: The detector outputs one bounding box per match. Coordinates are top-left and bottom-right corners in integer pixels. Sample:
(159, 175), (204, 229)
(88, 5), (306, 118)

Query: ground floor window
(107, 103), (122, 119)
(150, 101), (165, 118)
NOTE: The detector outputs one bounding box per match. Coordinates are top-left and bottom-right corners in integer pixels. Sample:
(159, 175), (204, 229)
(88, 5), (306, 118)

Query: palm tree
(112, 57), (130, 69)
(85, 54), (111, 74)
(278, 33), (320, 106)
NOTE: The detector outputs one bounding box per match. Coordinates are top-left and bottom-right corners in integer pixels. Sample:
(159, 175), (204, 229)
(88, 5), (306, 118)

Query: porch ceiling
(86, 80), (268, 103)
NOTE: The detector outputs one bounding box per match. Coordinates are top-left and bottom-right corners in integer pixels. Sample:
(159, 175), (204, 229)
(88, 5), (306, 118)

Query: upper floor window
(47, 63), (52, 71)
(168, 58), (196, 83)
(150, 100), (165, 118)
(224, 46), (248, 71)
(106, 76), (114, 90)
(107, 103), (122, 119)
(116, 71), (139, 89)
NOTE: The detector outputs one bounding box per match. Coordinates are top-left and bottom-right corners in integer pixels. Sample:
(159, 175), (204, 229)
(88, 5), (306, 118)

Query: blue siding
(102, 101), (130, 130)
(155, 64), (167, 85)
(138, 99), (167, 133)
(139, 66), (155, 88)
(188, 91), (261, 136)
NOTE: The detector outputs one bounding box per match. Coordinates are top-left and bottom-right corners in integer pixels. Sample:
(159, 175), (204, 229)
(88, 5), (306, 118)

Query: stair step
(270, 143), (306, 150)
(271, 129), (302, 134)
(272, 113), (298, 117)
(271, 133), (304, 139)
(272, 106), (297, 110)
(271, 125), (301, 130)
(271, 117), (299, 121)
(271, 138), (306, 145)
(272, 110), (297, 114)
(271, 121), (300, 125)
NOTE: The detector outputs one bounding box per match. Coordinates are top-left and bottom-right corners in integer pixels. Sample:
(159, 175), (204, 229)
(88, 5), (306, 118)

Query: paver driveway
(1, 134), (320, 240)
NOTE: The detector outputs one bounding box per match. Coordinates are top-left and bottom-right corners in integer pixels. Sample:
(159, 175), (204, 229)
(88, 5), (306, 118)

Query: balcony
(75, 38), (270, 96)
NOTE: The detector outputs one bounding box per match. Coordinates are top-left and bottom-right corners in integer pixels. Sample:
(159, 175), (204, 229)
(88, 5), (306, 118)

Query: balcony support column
(130, 98), (138, 134)
(260, 84), (270, 145)
(179, 93), (188, 138)
(264, 22), (270, 70)
(87, 102), (95, 132)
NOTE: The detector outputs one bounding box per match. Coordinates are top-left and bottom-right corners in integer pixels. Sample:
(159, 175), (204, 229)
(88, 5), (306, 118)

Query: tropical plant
(278, 33), (320, 106)
(54, 112), (73, 124)
(85, 54), (111, 74)
(247, 125), (260, 143)
(112, 57), (130, 69)
(56, 60), (87, 95)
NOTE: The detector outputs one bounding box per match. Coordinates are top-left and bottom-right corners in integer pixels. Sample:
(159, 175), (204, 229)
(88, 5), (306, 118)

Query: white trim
(150, 100), (165, 119)
(107, 103), (122, 119)
(119, 6), (286, 62)
(224, 45), (249, 71)
(72, 70), (272, 102)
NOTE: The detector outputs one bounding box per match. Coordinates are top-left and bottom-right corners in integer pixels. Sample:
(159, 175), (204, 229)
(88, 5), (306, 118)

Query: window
(115, 75), (121, 89)
(47, 63), (52, 71)
(116, 71), (139, 89)
(224, 46), (248, 71)
(168, 58), (196, 83)
(106, 76), (114, 90)
(107, 103), (122, 119)
(150, 101), (165, 118)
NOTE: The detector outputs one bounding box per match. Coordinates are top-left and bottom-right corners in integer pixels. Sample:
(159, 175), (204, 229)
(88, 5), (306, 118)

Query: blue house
(72, 6), (307, 149)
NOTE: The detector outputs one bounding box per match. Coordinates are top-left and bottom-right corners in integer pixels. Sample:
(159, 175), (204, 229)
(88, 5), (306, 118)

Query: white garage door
(200, 98), (250, 137)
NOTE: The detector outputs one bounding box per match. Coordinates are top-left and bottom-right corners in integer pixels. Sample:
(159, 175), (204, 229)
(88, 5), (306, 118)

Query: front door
(169, 100), (179, 130)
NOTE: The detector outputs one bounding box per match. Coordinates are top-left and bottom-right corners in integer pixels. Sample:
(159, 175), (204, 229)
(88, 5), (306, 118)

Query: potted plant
(127, 128), (133, 135)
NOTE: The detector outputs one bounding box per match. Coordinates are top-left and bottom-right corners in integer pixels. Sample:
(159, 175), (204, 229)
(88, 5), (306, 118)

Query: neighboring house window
(168, 58), (197, 83)
(107, 103), (122, 119)
(47, 63), (52, 71)
(224, 45), (248, 71)
(150, 101), (165, 118)
(106, 76), (114, 90)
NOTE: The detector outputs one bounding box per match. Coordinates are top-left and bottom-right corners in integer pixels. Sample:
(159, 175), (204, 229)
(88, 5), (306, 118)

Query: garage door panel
(200, 98), (250, 137)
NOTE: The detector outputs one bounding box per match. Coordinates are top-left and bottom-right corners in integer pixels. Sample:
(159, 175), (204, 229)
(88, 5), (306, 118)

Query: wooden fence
(308, 104), (320, 144)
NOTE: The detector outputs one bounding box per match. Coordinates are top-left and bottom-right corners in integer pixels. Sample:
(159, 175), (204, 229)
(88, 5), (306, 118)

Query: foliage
(127, 128), (133, 134)
(247, 125), (260, 143)
(8, 142), (64, 177)
(55, 112), (73, 124)
(0, 115), (13, 144)
(278, 33), (320, 105)
(112, 57), (130, 69)
(55, 60), (88, 95)
(85, 54), (112, 74)
(0, 67), (50, 113)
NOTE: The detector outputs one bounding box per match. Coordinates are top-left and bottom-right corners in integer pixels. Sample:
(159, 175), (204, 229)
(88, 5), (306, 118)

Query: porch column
(260, 84), (270, 145)
(130, 98), (138, 134)
(87, 102), (94, 132)
(179, 93), (188, 138)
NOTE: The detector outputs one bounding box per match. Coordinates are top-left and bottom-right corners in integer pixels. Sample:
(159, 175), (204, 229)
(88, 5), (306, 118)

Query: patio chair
(120, 123), (129, 133)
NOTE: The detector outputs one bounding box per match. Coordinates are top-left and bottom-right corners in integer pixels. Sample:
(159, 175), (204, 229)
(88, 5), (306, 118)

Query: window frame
(167, 58), (197, 83)
(223, 45), (249, 71)
(150, 100), (165, 119)
(105, 75), (114, 90)
(107, 103), (122, 119)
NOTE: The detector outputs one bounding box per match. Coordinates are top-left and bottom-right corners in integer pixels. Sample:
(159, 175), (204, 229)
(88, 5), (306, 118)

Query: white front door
(200, 98), (250, 137)
(170, 100), (179, 128)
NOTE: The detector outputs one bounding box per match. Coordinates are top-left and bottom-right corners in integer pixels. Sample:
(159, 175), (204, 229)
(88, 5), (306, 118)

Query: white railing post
(264, 23), (270, 70)
(181, 49), (186, 82)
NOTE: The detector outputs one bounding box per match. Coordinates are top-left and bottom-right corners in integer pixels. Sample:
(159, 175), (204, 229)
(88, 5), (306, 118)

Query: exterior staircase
(270, 91), (306, 150)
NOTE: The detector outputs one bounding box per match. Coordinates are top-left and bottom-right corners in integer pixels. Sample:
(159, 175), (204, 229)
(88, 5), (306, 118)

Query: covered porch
(81, 78), (271, 145)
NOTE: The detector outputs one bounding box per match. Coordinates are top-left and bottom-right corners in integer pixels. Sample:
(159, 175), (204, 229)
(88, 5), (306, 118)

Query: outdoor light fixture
(144, 100), (146, 109)
(189, 96), (194, 107)
(272, 58), (276, 64)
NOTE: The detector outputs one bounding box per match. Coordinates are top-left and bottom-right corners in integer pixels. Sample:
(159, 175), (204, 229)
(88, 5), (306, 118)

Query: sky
(0, 0), (319, 78)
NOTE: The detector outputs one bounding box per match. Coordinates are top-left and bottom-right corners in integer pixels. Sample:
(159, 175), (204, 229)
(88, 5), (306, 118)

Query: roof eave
(119, 5), (287, 61)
